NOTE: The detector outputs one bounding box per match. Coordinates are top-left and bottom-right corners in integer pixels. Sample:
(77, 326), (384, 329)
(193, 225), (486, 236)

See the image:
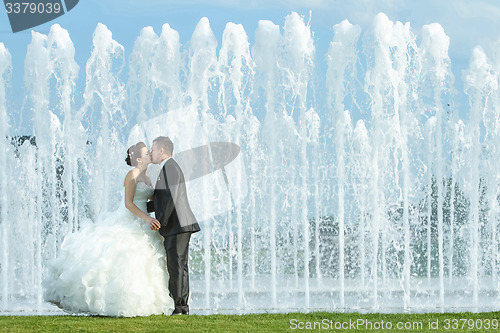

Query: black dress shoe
(171, 311), (183, 316)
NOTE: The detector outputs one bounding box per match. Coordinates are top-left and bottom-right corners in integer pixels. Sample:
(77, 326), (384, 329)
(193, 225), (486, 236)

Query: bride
(43, 142), (174, 317)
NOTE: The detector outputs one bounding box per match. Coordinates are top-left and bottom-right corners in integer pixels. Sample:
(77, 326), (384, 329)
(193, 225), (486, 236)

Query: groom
(148, 136), (201, 315)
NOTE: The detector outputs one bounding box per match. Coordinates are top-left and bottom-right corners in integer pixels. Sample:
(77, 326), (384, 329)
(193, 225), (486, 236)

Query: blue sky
(1, 0), (499, 72)
(0, 0), (499, 131)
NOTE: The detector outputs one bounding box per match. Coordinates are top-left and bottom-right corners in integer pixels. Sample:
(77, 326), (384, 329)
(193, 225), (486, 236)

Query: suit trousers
(164, 232), (191, 314)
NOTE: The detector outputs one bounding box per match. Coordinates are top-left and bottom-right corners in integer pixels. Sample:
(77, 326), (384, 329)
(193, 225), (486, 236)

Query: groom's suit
(148, 157), (200, 314)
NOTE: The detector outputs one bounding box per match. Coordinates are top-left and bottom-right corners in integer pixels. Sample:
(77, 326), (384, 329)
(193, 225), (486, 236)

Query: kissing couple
(43, 136), (201, 317)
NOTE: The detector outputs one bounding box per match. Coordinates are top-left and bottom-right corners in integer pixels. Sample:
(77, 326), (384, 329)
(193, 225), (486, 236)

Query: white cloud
(453, 0), (500, 20)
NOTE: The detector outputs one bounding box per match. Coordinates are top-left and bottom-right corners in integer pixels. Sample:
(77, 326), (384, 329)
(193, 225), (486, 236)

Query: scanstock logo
(4, 0), (79, 33)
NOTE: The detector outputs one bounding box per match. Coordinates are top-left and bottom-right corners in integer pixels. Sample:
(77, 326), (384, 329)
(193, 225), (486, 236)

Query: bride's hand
(145, 217), (161, 231)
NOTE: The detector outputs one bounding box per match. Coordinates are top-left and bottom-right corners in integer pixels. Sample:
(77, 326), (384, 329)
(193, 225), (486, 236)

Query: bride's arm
(124, 170), (160, 230)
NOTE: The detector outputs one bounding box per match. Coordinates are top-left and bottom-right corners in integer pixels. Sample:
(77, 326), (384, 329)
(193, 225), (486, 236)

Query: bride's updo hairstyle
(125, 142), (146, 167)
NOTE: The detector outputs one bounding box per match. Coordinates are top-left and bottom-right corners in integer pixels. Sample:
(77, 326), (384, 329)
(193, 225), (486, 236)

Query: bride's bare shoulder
(124, 168), (140, 186)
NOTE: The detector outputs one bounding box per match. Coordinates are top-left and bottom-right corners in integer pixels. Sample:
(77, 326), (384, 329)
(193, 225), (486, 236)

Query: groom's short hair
(154, 136), (173, 155)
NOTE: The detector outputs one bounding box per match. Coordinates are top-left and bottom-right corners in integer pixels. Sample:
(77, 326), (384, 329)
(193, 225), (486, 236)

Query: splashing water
(0, 12), (499, 314)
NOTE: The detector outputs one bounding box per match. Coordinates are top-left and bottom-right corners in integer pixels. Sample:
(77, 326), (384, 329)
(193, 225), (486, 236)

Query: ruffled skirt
(43, 209), (173, 317)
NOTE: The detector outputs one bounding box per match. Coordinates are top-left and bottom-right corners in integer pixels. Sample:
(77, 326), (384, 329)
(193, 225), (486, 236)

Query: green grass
(1, 312), (500, 332)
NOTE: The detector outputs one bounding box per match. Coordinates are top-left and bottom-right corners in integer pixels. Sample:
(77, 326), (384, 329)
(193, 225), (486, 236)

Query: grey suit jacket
(150, 158), (200, 237)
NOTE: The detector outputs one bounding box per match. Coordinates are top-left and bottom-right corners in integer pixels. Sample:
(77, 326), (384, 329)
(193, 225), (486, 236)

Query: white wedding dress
(43, 182), (174, 317)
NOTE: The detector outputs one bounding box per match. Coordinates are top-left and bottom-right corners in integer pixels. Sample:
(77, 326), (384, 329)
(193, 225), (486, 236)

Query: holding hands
(146, 216), (161, 231)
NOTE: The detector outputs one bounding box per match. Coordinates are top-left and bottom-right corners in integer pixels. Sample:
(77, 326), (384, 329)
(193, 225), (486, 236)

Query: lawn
(1, 311), (500, 332)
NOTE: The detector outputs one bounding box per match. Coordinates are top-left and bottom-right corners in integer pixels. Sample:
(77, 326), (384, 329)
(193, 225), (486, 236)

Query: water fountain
(0, 12), (499, 314)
